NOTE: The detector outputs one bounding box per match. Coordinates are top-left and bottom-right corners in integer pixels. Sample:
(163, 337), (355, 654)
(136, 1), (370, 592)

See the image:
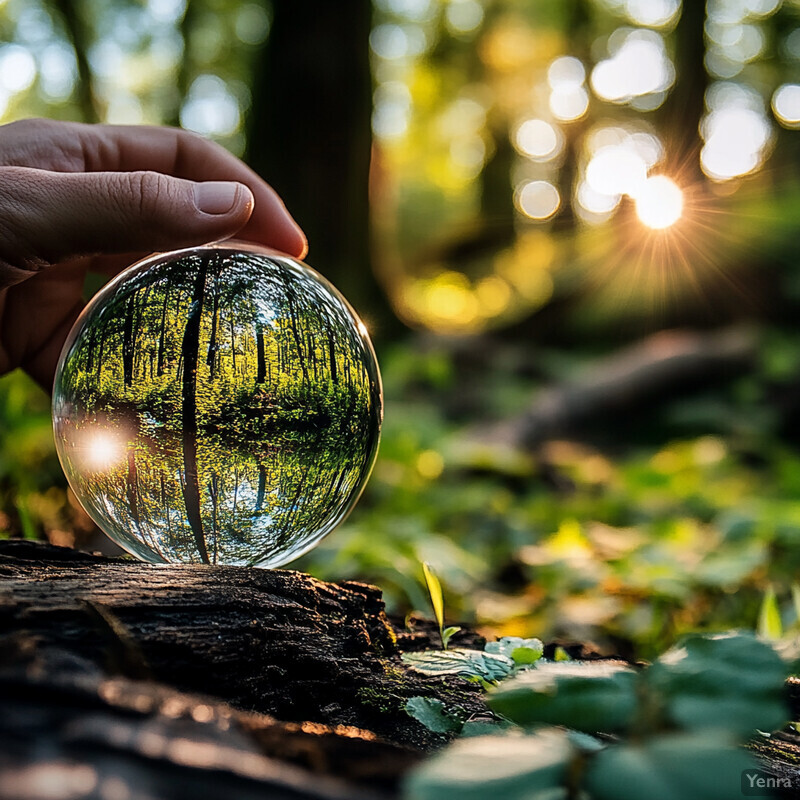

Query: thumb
(0, 167), (255, 287)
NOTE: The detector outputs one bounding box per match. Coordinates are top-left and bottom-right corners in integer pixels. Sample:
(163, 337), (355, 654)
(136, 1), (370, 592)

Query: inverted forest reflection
(52, 245), (382, 567)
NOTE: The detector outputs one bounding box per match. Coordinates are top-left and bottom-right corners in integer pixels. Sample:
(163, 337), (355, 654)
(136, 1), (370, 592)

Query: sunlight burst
(634, 175), (683, 230)
(85, 432), (124, 470)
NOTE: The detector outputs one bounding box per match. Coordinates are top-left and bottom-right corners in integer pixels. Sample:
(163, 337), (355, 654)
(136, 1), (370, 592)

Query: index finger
(0, 119), (307, 258)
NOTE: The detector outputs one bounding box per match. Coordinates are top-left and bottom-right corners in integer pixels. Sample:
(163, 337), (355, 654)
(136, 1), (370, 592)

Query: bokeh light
(548, 56), (586, 88)
(586, 146), (648, 197)
(772, 84), (800, 129)
(548, 55), (589, 121)
(445, 0), (484, 35)
(624, 0), (681, 27)
(550, 86), (590, 121)
(370, 23), (428, 61)
(372, 80), (412, 139)
(701, 82), (772, 181)
(234, 4), (271, 46)
(513, 119), (563, 161)
(38, 42), (78, 102)
(575, 180), (621, 224)
(516, 180), (561, 220)
(591, 29), (675, 106)
(180, 74), (241, 137)
(783, 28), (800, 60)
(743, 0), (780, 17)
(0, 44), (36, 93)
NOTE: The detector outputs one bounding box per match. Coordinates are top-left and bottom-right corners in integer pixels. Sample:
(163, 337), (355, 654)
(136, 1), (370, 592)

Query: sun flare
(634, 175), (683, 230)
(85, 432), (124, 470)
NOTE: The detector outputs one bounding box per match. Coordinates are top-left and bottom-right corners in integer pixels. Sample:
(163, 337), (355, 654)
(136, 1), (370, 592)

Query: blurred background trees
(4, 0), (800, 657)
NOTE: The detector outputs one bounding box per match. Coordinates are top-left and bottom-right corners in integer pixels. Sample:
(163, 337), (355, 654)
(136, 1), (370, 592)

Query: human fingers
(0, 119), (307, 258)
(0, 166), (254, 288)
(1, 259), (87, 388)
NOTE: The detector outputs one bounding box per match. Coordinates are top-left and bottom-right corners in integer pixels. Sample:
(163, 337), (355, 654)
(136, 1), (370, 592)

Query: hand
(0, 118), (307, 389)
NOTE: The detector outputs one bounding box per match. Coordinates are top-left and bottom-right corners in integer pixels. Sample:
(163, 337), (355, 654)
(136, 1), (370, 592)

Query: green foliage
(402, 634), (547, 691)
(402, 649), (514, 683)
(0, 371), (71, 541)
(404, 632), (788, 800)
(292, 330), (800, 660)
(553, 646), (571, 663)
(489, 662), (638, 734)
(644, 632), (788, 736)
(584, 734), (756, 800)
(404, 697), (466, 734)
(485, 636), (544, 664)
(405, 729), (573, 800)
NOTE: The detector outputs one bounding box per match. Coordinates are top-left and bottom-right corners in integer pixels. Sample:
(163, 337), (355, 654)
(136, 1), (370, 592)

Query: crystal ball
(52, 243), (382, 567)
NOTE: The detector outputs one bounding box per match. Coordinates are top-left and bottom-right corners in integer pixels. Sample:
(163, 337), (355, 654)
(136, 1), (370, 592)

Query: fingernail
(194, 182), (241, 215)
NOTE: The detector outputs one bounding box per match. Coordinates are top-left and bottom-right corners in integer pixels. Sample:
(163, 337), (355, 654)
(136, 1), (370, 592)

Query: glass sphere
(52, 243), (382, 567)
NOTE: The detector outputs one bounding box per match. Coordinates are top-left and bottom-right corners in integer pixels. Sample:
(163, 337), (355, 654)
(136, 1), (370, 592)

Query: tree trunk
(245, 0), (400, 336)
(180, 256), (211, 564)
(156, 282), (171, 377)
(656, 0), (707, 184)
(122, 293), (138, 389)
(0, 540), (485, 799)
(256, 322), (266, 384)
(279, 268), (310, 385)
(206, 265), (222, 380)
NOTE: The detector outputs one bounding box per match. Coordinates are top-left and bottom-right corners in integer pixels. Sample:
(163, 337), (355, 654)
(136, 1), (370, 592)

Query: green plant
(404, 632), (790, 800)
(422, 561), (461, 650)
(757, 584), (782, 641)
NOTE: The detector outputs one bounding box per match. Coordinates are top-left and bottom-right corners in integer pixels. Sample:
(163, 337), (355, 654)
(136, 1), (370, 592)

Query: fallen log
(478, 326), (756, 451)
(0, 540), (485, 799)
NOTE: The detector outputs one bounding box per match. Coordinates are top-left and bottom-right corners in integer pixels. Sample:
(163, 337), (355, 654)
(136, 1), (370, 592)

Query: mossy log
(0, 541), (485, 800)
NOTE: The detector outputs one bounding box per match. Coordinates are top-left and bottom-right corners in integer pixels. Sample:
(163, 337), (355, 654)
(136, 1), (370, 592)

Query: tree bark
(0, 541), (485, 799)
(180, 256), (211, 564)
(245, 0), (401, 337)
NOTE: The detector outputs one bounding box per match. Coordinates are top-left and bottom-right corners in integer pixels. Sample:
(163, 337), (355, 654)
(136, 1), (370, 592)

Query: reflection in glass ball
(52, 243), (382, 567)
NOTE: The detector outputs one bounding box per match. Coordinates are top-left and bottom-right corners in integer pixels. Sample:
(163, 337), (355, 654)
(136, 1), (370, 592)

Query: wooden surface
(0, 541), (484, 799)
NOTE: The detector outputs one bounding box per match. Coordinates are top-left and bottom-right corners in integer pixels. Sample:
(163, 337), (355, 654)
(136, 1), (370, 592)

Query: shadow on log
(0, 541), (485, 800)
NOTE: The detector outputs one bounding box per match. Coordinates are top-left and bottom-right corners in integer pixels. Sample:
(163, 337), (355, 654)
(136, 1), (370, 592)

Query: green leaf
(405, 697), (465, 734)
(404, 730), (573, 800)
(585, 733), (757, 800)
(511, 646), (543, 665)
(422, 562), (445, 634)
(402, 649), (515, 682)
(488, 662), (638, 734)
(485, 637), (544, 665)
(441, 626), (462, 650)
(757, 585), (783, 640)
(553, 646), (571, 662)
(645, 632), (788, 736)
